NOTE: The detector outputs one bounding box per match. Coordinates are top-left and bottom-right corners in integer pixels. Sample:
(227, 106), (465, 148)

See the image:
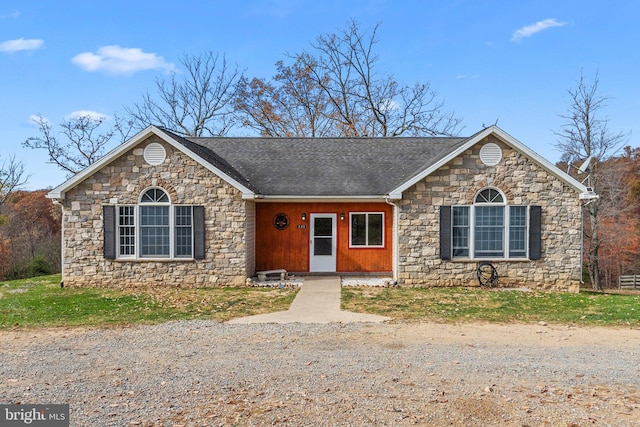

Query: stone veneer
(59, 133), (582, 292)
(60, 135), (250, 288)
(397, 136), (583, 292)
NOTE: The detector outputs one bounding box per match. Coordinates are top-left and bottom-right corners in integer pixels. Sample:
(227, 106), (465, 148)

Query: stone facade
(60, 135), (250, 288)
(397, 136), (582, 292)
(58, 131), (582, 292)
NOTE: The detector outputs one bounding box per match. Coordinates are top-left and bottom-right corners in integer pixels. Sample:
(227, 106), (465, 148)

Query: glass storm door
(310, 214), (337, 272)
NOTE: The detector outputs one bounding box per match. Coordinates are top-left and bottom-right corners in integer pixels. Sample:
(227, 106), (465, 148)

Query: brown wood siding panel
(255, 202), (393, 272)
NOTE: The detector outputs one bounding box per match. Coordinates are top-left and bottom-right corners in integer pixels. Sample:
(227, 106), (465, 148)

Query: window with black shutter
(439, 187), (542, 260)
(103, 188), (206, 260)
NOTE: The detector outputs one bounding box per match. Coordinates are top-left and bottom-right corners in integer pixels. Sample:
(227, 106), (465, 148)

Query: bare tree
(0, 155), (29, 207)
(235, 59), (336, 137)
(236, 20), (462, 137)
(24, 113), (133, 175)
(594, 155), (637, 286)
(555, 72), (629, 289)
(127, 51), (242, 137)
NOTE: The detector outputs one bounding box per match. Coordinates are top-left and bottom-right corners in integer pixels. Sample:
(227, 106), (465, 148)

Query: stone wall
(397, 136), (583, 292)
(60, 135), (249, 288)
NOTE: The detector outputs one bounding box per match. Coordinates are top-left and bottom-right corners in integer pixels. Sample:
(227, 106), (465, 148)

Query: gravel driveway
(1, 321), (639, 426)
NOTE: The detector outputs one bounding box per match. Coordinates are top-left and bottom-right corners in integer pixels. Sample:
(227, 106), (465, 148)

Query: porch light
(302, 212), (307, 221)
(340, 212), (345, 221)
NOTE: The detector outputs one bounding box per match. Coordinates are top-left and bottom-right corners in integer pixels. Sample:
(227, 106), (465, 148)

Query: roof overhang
(388, 125), (590, 199)
(253, 195), (390, 203)
(46, 126), (255, 200)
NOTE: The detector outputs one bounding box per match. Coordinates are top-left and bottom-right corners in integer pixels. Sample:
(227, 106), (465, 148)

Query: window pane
(351, 213), (383, 246)
(367, 214), (383, 246)
(475, 188), (503, 204)
(118, 206), (135, 256)
(314, 237), (332, 255)
(314, 218), (333, 236)
(141, 188), (169, 203)
(453, 206), (469, 226)
(452, 206), (469, 257)
(509, 206), (527, 257)
(351, 214), (366, 246)
(140, 206), (170, 257)
(475, 206), (504, 257)
(175, 206), (193, 257)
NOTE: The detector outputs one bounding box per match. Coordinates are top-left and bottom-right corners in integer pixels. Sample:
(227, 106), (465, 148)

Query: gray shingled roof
(167, 130), (469, 196)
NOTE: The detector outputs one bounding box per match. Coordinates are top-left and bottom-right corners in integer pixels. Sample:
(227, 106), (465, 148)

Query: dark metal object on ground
(477, 262), (498, 287)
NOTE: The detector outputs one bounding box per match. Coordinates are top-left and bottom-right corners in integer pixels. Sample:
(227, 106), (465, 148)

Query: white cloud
(455, 74), (480, 80)
(379, 98), (400, 113)
(0, 10), (20, 19)
(28, 115), (50, 126)
(71, 45), (174, 75)
(0, 38), (44, 53)
(511, 18), (568, 42)
(28, 111), (110, 126)
(66, 110), (111, 122)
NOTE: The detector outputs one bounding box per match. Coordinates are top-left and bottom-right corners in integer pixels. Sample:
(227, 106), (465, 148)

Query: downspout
(580, 206), (584, 285)
(385, 196), (399, 283)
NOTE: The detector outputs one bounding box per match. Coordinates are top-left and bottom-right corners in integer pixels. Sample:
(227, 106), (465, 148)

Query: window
(509, 206), (527, 258)
(118, 206), (135, 256)
(474, 205), (504, 257)
(350, 213), (384, 247)
(444, 188), (536, 260)
(452, 206), (469, 257)
(104, 188), (204, 260)
(174, 206), (194, 258)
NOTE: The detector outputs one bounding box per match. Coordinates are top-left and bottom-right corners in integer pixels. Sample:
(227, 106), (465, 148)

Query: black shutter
(439, 206), (452, 260)
(103, 205), (116, 259)
(193, 206), (205, 260)
(529, 206), (542, 260)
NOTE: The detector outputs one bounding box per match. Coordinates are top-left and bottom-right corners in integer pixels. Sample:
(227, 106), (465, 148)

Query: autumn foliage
(0, 189), (61, 280)
(587, 146), (640, 287)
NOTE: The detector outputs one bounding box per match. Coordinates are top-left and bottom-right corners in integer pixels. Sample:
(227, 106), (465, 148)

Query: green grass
(0, 274), (298, 329)
(341, 286), (640, 326)
(2, 275), (639, 329)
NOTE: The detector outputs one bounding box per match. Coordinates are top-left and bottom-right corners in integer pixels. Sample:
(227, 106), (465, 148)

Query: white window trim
(116, 205), (136, 259)
(349, 212), (385, 248)
(173, 205), (195, 259)
(115, 188), (195, 260)
(452, 191), (530, 261)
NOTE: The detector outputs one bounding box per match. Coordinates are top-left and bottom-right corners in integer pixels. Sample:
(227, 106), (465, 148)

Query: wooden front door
(309, 213), (337, 272)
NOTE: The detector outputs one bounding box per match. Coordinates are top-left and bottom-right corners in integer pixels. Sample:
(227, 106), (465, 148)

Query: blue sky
(1, 0), (638, 190)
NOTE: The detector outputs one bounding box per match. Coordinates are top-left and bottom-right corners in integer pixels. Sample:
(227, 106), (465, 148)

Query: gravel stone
(1, 321), (639, 426)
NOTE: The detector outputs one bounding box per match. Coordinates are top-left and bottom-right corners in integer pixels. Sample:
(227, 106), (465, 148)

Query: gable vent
(479, 143), (502, 166)
(143, 142), (166, 166)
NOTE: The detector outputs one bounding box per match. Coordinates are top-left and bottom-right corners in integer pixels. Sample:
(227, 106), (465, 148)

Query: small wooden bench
(256, 269), (287, 282)
(619, 274), (640, 290)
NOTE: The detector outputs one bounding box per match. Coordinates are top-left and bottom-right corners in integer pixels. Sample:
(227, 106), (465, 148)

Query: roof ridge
(187, 135), (468, 142)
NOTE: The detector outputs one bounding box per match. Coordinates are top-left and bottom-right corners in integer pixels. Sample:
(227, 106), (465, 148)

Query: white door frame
(309, 213), (337, 272)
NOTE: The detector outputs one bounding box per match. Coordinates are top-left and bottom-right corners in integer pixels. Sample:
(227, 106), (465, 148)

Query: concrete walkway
(227, 276), (389, 324)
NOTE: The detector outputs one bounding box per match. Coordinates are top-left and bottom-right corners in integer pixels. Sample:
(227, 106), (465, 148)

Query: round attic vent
(479, 143), (502, 166)
(143, 142), (166, 166)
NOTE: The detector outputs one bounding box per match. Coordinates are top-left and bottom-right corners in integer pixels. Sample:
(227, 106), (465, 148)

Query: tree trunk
(588, 201), (602, 290)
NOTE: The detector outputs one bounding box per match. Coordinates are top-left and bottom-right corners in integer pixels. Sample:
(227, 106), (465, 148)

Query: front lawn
(2, 275), (639, 329)
(0, 275), (297, 329)
(341, 286), (640, 326)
